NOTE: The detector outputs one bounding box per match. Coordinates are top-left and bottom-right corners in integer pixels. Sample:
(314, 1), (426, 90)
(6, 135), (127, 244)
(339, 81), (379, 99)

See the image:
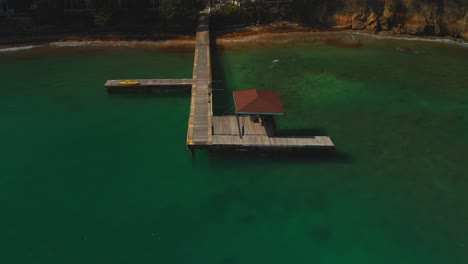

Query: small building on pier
(233, 89), (284, 136)
(233, 89), (284, 116)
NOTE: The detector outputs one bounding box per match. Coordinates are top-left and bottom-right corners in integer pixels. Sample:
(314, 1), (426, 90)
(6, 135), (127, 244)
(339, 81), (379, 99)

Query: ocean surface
(0, 34), (467, 264)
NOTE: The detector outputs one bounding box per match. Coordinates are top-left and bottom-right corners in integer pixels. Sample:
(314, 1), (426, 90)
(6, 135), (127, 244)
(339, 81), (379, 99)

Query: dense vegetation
(3, 0), (468, 38)
(3, 0), (205, 33)
(211, 1), (283, 29)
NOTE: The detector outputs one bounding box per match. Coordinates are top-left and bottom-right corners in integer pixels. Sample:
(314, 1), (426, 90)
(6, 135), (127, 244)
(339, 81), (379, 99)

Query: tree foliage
(12, 0), (204, 31)
(211, 1), (277, 28)
(211, 4), (247, 28)
(158, 0), (204, 31)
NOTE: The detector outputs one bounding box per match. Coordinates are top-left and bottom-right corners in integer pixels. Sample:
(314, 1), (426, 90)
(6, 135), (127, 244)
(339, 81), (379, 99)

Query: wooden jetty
(212, 116), (334, 150)
(104, 7), (335, 153)
(186, 10), (212, 147)
(105, 79), (193, 94)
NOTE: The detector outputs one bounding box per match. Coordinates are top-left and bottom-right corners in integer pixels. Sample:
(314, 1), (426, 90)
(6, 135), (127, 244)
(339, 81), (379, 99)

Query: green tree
(243, 0), (267, 25)
(290, 0), (322, 25)
(32, 0), (64, 25)
(388, 0), (404, 13)
(159, 0), (203, 31)
(211, 3), (247, 28)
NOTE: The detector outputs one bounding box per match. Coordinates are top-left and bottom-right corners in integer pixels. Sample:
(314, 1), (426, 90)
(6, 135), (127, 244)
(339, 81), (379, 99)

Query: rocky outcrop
(462, 32), (468, 40)
(294, 0), (468, 39)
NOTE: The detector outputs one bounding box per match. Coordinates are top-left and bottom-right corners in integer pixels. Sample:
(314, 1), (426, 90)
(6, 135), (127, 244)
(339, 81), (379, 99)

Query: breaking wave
(49, 40), (194, 48)
(0, 45), (41, 52)
(352, 32), (468, 48)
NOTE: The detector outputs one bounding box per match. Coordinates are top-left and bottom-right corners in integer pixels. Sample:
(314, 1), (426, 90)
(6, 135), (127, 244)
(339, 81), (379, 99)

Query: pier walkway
(187, 11), (212, 146)
(105, 79), (193, 93)
(104, 7), (334, 152)
(212, 116), (333, 149)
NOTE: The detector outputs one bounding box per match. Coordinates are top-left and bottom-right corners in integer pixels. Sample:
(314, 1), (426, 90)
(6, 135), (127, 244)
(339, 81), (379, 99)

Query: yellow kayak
(119, 80), (140, 85)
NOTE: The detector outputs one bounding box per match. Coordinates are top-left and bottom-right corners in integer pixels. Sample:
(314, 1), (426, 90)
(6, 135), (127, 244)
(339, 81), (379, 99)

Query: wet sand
(1, 22), (466, 53)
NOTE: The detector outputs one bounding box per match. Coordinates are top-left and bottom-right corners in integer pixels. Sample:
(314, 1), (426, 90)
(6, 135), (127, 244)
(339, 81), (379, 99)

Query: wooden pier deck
(104, 7), (335, 152)
(212, 116), (334, 149)
(186, 10), (212, 146)
(213, 116), (274, 136)
(105, 79), (193, 93)
(212, 135), (334, 149)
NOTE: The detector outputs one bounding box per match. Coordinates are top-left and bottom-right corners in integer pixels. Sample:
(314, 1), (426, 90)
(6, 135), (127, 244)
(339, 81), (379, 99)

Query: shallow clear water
(0, 37), (467, 264)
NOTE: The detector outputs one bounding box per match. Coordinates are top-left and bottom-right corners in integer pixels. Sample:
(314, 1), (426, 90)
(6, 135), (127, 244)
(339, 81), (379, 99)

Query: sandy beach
(1, 21), (467, 52)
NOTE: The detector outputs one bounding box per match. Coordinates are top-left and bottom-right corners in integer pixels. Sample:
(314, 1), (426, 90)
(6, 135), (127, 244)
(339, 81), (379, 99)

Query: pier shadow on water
(210, 148), (352, 165)
(210, 34), (235, 115)
(276, 128), (330, 137)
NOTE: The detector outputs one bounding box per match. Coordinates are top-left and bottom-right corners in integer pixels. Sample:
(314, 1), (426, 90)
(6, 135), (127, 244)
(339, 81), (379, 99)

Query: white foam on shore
(0, 45), (41, 52)
(49, 40), (195, 48)
(217, 35), (261, 44)
(50, 41), (89, 47)
(4, 32), (466, 53)
(218, 31), (468, 48)
(351, 32), (468, 47)
(50, 41), (131, 47)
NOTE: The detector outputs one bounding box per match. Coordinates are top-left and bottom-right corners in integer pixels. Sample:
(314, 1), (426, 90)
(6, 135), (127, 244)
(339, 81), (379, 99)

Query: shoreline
(1, 22), (467, 51)
(0, 32), (196, 49)
(214, 22), (467, 47)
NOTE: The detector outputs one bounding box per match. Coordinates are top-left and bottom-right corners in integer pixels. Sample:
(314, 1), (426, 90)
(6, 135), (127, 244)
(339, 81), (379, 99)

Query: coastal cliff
(292, 0), (468, 40)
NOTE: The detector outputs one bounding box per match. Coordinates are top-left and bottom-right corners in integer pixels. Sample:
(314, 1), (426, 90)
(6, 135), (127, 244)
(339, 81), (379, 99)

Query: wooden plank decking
(105, 79), (193, 93)
(213, 116), (274, 136)
(212, 135), (334, 148)
(187, 10), (212, 146)
(212, 116), (334, 149)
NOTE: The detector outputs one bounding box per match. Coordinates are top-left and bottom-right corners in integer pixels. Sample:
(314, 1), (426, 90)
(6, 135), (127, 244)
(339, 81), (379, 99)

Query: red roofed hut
(233, 89), (284, 115)
(232, 89), (284, 136)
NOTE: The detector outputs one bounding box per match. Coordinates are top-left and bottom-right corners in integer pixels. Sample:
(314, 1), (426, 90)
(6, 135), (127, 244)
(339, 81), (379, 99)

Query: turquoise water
(0, 37), (467, 264)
